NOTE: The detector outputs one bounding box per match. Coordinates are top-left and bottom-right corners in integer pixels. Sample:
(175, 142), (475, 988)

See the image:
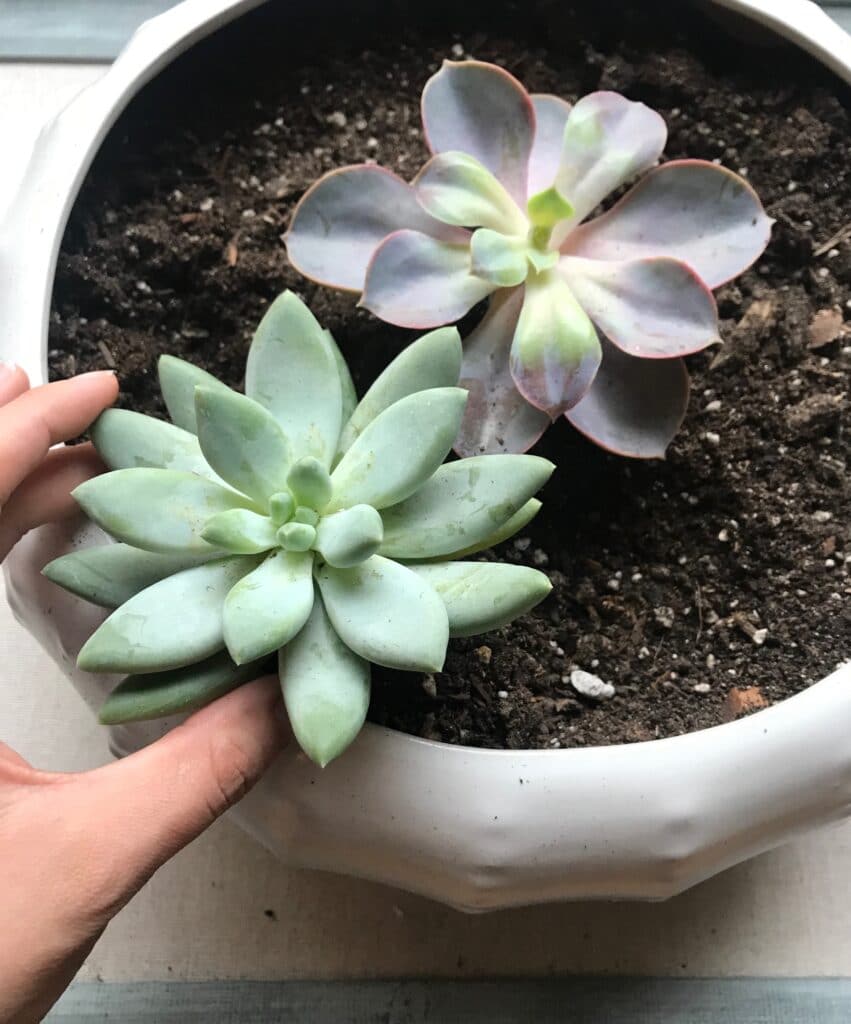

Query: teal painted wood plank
(0, 1), (849, 62)
(47, 978), (851, 1023)
(0, 1), (177, 62)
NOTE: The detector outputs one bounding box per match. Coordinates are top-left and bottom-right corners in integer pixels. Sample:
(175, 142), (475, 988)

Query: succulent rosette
(45, 293), (553, 766)
(287, 60), (772, 458)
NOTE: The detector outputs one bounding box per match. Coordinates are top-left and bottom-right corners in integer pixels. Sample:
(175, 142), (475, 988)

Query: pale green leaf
(78, 556), (259, 674)
(73, 469), (255, 554)
(325, 328), (358, 425)
(201, 509), (278, 554)
(90, 409), (217, 480)
(421, 498), (542, 561)
(277, 522), (316, 552)
(287, 456), (332, 511)
(43, 544), (215, 609)
(408, 561), (552, 637)
(510, 271), (602, 418)
(245, 291), (343, 467)
(316, 555), (448, 673)
(414, 151), (528, 234)
(314, 504), (383, 568)
(280, 595), (370, 767)
(469, 229), (529, 287)
(380, 455), (554, 559)
(158, 354), (231, 434)
(223, 551), (314, 665)
(329, 388), (467, 512)
(526, 185), (574, 229)
(338, 327), (461, 455)
(195, 387), (291, 509)
(99, 651), (268, 725)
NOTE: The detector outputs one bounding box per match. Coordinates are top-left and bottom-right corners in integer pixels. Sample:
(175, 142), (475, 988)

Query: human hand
(0, 364), (286, 1023)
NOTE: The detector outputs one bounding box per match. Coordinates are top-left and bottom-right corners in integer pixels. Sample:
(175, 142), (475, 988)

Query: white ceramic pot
(2, 0), (850, 911)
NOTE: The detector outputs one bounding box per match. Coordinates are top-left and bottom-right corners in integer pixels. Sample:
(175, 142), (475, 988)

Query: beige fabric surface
(1, 64), (849, 982)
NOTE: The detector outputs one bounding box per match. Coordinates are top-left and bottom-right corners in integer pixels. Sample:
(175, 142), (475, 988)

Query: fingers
(0, 371), (118, 507)
(62, 675), (286, 918)
(0, 363), (29, 407)
(0, 444), (104, 561)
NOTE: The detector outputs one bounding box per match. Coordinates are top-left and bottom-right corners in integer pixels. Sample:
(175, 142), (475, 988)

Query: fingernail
(78, 369), (117, 379)
(0, 360), (16, 380)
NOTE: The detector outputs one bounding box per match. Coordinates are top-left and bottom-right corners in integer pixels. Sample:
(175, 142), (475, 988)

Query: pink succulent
(286, 60), (772, 457)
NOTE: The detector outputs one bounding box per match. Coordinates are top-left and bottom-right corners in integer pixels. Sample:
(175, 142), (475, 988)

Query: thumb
(63, 674), (286, 918)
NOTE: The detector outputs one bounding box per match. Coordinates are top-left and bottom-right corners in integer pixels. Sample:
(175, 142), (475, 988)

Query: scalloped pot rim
(1, 0), (850, 910)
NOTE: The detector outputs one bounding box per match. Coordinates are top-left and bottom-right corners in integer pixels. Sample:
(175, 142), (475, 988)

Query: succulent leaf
(270, 491), (295, 526)
(562, 160), (773, 288)
(158, 355), (231, 435)
(380, 454), (554, 559)
(561, 255), (720, 358)
(43, 544), (215, 609)
(73, 469), (254, 554)
(361, 229), (493, 329)
(325, 328), (358, 423)
(99, 651), (268, 725)
(195, 386), (291, 508)
(314, 504), (384, 568)
(527, 94), (573, 197)
(455, 289), (550, 456)
(329, 387), (468, 512)
(408, 561), (551, 637)
(78, 556), (259, 674)
(293, 506), (320, 526)
(510, 273), (602, 418)
(338, 326), (462, 454)
(201, 509), (278, 554)
(429, 498), (542, 560)
(287, 456), (333, 511)
(316, 555), (449, 673)
(526, 186), (574, 230)
(277, 522), (316, 552)
(566, 337), (689, 459)
(469, 229), (529, 288)
(90, 409), (217, 480)
(280, 595), (370, 767)
(285, 164), (466, 291)
(223, 551), (314, 665)
(421, 60), (535, 205)
(552, 91), (667, 242)
(245, 291), (343, 467)
(414, 151), (528, 235)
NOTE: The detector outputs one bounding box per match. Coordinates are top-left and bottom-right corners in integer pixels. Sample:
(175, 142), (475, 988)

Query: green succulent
(45, 292), (553, 765)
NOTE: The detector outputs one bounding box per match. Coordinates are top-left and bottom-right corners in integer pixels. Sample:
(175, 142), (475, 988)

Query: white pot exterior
(2, 0), (850, 910)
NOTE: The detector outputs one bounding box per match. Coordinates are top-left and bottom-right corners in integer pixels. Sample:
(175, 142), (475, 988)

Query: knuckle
(205, 733), (261, 816)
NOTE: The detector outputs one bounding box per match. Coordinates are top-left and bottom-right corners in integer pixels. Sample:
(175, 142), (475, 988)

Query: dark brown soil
(48, 0), (850, 750)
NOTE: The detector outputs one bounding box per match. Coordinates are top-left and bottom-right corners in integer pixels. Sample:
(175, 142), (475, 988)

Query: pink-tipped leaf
(456, 288), (551, 456)
(286, 164), (465, 292)
(560, 255), (720, 359)
(562, 160), (773, 289)
(361, 229), (493, 328)
(414, 151), (528, 235)
(566, 337), (689, 459)
(510, 272), (602, 419)
(552, 91), (667, 244)
(527, 94), (573, 197)
(421, 60), (535, 206)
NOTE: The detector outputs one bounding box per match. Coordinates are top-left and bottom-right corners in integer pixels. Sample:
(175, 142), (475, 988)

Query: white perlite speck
(570, 669), (615, 700)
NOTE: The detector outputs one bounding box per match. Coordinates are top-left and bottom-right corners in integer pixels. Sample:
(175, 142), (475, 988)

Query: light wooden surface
(1, 62), (850, 987)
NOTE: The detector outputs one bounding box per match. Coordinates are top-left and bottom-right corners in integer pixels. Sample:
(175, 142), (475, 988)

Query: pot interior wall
(47, 0), (851, 751)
